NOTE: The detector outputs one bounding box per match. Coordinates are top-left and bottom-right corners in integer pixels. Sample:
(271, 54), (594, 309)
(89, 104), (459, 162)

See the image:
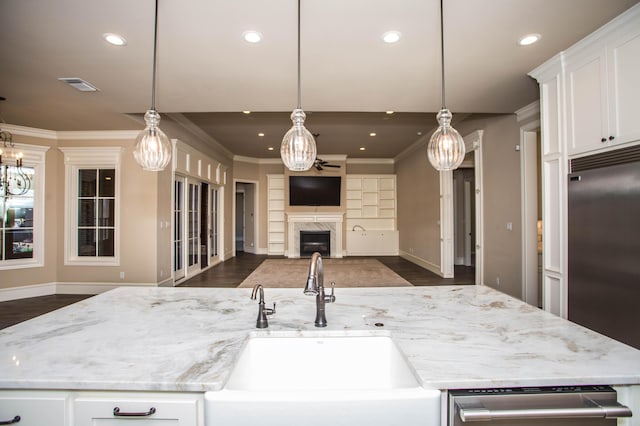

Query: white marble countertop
(1, 286), (639, 392)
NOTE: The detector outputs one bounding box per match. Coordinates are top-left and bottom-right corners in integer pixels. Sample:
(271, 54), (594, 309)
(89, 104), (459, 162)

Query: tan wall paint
(456, 115), (523, 298)
(56, 138), (160, 285)
(346, 162), (394, 174)
(395, 146), (441, 267)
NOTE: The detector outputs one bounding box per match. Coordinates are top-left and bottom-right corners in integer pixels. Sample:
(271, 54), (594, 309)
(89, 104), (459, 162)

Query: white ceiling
(0, 0), (638, 159)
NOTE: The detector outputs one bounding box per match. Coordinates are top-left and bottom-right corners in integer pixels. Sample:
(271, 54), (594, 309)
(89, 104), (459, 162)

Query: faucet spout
(304, 252), (336, 327)
(251, 284), (275, 328)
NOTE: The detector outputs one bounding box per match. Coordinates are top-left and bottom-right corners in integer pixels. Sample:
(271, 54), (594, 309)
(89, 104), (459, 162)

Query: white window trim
(0, 143), (49, 270)
(60, 147), (123, 266)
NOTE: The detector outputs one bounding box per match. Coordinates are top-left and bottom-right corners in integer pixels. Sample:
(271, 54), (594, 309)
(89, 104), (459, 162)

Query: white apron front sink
(205, 332), (441, 426)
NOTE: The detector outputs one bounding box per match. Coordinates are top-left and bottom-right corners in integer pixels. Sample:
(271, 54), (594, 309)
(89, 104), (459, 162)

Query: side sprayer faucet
(251, 284), (275, 328)
(303, 252), (336, 327)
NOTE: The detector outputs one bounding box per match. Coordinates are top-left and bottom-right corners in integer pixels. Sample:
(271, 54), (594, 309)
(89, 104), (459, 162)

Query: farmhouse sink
(204, 332), (441, 426)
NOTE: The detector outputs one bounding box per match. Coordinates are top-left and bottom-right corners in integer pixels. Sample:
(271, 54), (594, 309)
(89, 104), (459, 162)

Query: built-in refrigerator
(568, 145), (640, 350)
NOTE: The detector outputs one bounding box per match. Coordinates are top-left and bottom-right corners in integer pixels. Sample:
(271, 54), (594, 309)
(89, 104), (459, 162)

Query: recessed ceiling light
(386, 111), (394, 115)
(359, 147), (366, 151)
(103, 33), (127, 46)
(518, 33), (541, 46)
(417, 131), (423, 136)
(268, 147), (274, 151)
(369, 132), (377, 137)
(243, 31), (263, 43)
(258, 133), (265, 137)
(382, 31), (401, 44)
(242, 110), (251, 114)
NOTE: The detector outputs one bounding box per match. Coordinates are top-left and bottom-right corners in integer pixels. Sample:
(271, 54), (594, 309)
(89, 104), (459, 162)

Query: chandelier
(0, 128), (32, 199)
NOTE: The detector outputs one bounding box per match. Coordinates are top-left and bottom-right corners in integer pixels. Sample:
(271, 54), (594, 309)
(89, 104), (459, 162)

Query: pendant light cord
(439, 0), (446, 109)
(297, 0), (302, 109)
(151, 0), (160, 111)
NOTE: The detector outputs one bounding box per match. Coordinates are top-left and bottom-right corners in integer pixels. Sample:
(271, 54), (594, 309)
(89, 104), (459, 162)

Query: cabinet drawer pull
(601, 137), (607, 142)
(609, 135), (615, 141)
(113, 407), (156, 417)
(0, 416), (20, 425)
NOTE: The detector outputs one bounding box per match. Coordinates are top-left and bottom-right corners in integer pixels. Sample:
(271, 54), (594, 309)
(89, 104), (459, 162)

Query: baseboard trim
(0, 283), (56, 302)
(399, 251), (444, 277)
(1, 282), (165, 302)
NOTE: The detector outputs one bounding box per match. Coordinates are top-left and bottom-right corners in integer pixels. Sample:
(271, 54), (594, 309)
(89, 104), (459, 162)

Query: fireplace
(300, 231), (331, 257)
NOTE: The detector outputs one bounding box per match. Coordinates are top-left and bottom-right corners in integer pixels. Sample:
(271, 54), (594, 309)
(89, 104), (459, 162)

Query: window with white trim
(61, 147), (122, 266)
(0, 143), (48, 270)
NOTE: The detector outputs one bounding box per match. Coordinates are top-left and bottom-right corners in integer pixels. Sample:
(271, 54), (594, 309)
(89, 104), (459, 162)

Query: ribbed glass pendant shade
(134, 0), (171, 172)
(427, 0), (465, 172)
(280, 109), (317, 171)
(133, 109), (172, 171)
(427, 108), (465, 171)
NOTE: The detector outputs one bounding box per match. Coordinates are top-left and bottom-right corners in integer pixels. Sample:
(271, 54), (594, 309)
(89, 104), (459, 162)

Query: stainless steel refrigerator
(568, 146), (640, 350)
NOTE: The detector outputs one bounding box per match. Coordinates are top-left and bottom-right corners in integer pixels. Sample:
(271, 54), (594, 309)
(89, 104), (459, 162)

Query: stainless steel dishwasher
(449, 386), (632, 426)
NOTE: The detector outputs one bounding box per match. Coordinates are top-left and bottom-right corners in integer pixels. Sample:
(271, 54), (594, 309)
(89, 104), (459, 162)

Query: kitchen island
(1, 286), (639, 424)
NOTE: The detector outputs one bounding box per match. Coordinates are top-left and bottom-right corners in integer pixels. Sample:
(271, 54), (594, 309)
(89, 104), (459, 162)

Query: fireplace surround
(286, 213), (344, 258)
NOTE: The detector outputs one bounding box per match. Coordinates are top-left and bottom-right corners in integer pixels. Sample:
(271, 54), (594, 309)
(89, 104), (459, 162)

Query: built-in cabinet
(345, 175), (398, 255)
(345, 175), (396, 230)
(0, 391), (204, 426)
(565, 8), (640, 156)
(267, 175), (285, 255)
(529, 4), (640, 317)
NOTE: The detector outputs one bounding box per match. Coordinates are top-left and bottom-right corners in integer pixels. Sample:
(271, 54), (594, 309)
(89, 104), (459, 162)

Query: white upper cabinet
(565, 13), (640, 156)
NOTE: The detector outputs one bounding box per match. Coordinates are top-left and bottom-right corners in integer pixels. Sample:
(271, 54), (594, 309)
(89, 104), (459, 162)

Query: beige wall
(456, 114), (523, 298)
(395, 144), (442, 268)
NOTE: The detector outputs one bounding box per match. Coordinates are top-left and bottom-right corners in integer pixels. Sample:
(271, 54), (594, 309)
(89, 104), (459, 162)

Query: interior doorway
(453, 168), (475, 268)
(442, 130), (484, 284)
(521, 126), (542, 308)
(235, 191), (244, 252)
(234, 181), (257, 255)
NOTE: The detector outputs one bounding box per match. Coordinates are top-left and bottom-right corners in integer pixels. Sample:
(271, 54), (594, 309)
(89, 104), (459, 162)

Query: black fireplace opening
(300, 231), (330, 257)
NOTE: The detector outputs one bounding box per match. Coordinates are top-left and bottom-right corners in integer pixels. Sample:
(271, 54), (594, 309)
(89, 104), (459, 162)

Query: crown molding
(346, 158), (394, 165)
(0, 124), (58, 139)
(515, 100), (540, 123)
(233, 155), (283, 165)
(56, 130), (140, 140)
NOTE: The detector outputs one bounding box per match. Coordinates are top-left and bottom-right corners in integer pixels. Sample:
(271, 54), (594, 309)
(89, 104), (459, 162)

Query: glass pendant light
(280, 0), (317, 171)
(427, 0), (465, 171)
(134, 0), (172, 172)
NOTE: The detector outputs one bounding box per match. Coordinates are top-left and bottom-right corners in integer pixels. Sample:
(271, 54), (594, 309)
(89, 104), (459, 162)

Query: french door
(173, 176), (223, 282)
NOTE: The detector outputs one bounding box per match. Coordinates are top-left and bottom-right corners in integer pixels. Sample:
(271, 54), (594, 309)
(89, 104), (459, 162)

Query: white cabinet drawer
(74, 392), (203, 426)
(0, 391), (68, 426)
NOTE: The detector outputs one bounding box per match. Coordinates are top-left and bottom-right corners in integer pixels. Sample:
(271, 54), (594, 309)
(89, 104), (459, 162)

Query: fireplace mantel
(286, 212), (344, 258)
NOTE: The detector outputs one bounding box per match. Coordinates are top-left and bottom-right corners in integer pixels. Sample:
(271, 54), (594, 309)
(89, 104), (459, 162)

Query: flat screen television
(289, 176), (341, 206)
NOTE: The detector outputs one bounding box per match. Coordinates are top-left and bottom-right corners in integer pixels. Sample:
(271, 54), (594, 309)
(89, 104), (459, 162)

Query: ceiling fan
(313, 158), (340, 171)
(311, 133), (341, 171)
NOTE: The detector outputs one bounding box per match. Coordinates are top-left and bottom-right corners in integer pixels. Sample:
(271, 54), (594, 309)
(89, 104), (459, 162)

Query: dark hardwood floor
(0, 253), (474, 329)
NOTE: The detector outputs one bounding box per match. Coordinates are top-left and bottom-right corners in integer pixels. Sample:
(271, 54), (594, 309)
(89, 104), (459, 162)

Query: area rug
(238, 258), (412, 288)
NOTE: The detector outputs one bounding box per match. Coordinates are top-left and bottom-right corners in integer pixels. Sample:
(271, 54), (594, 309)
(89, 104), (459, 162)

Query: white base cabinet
(346, 230), (399, 255)
(0, 391), (204, 426)
(0, 391), (68, 426)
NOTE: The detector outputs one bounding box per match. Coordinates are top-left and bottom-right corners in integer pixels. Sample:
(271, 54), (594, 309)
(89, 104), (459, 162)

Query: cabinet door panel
(609, 30), (640, 144)
(0, 393), (67, 426)
(566, 53), (608, 155)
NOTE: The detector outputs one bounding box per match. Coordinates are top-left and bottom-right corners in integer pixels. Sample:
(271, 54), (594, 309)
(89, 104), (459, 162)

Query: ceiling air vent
(58, 78), (99, 92)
